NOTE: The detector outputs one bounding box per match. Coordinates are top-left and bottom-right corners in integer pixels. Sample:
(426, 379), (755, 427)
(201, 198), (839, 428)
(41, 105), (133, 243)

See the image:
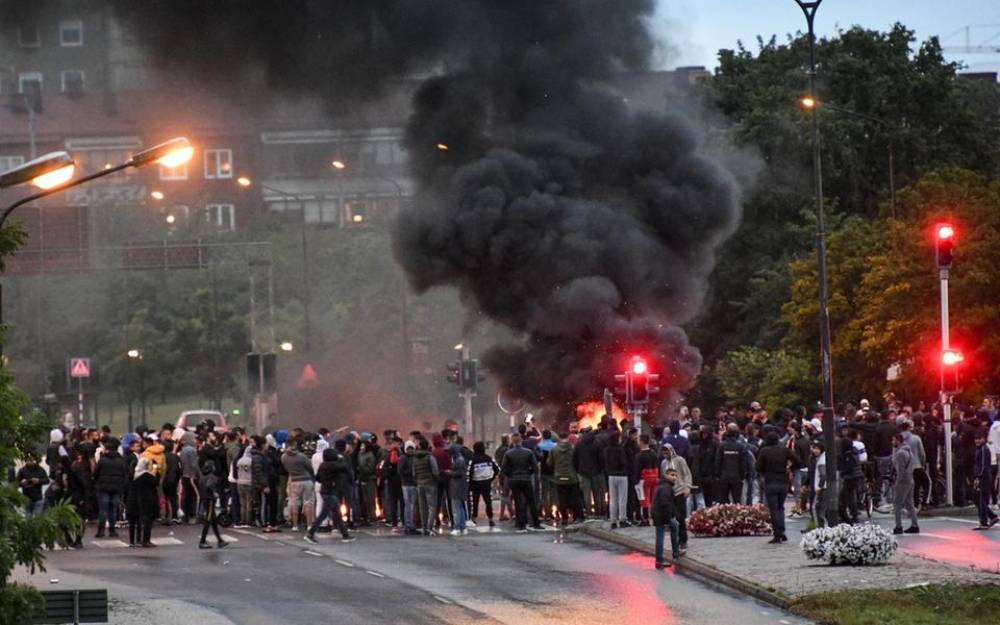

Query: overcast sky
(652, 0), (1000, 73)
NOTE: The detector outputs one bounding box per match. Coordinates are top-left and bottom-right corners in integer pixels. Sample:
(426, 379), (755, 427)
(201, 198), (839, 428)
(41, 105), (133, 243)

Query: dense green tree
(714, 345), (818, 414)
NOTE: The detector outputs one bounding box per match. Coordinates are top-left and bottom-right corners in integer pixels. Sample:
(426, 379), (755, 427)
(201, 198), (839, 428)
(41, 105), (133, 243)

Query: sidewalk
(575, 518), (1000, 609)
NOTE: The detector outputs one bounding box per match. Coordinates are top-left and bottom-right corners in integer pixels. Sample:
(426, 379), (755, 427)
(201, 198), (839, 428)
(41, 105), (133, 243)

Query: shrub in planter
(801, 523), (898, 565)
(688, 503), (772, 537)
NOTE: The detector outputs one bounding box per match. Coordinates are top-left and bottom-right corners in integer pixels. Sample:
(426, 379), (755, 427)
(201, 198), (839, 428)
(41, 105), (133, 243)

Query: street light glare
(127, 349), (141, 359)
(436, 143), (449, 151)
(454, 343), (464, 351)
(165, 214), (176, 224)
(352, 214), (364, 223)
(331, 160), (346, 170)
(150, 190), (165, 200)
(158, 145), (194, 168)
(31, 164), (76, 190)
(237, 176), (252, 187)
(130, 137), (193, 168)
(280, 341), (294, 352)
(800, 96), (816, 109)
(942, 350), (963, 366)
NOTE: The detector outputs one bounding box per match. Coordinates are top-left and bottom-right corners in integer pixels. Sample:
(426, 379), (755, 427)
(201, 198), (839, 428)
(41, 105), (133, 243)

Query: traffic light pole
(939, 267), (954, 506)
(461, 344), (474, 438)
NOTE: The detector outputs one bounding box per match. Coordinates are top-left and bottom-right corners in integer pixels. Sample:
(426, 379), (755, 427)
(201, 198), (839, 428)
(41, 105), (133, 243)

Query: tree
(714, 346), (818, 413)
(0, 224), (79, 625)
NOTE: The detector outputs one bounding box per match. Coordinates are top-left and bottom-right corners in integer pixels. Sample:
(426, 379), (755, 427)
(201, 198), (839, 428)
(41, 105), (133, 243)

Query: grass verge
(792, 584), (1000, 625)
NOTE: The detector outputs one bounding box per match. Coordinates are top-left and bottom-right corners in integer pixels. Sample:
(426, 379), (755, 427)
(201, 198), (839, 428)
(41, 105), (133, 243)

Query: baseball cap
(404, 440), (416, 451)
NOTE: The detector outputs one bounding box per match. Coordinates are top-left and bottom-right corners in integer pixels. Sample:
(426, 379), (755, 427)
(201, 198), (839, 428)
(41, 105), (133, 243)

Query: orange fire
(375, 501), (382, 520)
(576, 400), (628, 431)
(340, 503), (348, 522)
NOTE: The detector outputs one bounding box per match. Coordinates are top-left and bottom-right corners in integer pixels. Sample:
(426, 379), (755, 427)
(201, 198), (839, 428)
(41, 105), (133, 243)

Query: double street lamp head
(0, 151), (76, 190)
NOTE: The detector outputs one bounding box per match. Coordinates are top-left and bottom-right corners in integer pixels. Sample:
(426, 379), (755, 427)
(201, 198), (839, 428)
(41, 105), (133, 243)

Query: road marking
(334, 559), (355, 568)
(274, 541), (287, 546)
(365, 570), (385, 578)
(898, 533), (956, 541)
(433, 595), (452, 604)
(304, 550), (324, 557)
(91, 539), (128, 548)
(779, 620), (791, 624)
(151, 537), (184, 546)
(219, 534), (239, 542)
(942, 517), (980, 525)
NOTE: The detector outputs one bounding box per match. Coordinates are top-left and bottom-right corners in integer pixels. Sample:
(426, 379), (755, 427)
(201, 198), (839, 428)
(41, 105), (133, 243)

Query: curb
(918, 505), (978, 518)
(574, 525), (790, 610)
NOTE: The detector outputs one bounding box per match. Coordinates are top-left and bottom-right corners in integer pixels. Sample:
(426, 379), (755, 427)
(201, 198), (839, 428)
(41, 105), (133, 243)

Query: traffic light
(629, 356), (649, 404)
(935, 223), (955, 268)
(942, 349), (963, 392)
(613, 373), (629, 401)
(246, 353), (260, 391)
(646, 372), (661, 399)
(446, 361), (461, 385)
(262, 353), (277, 394)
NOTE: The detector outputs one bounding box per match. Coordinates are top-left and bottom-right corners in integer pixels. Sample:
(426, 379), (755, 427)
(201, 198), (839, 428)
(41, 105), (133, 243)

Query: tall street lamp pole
(795, 0), (839, 525)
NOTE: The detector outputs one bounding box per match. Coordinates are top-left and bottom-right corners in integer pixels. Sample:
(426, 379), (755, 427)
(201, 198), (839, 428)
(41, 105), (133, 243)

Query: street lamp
(798, 96), (897, 218)
(126, 348), (144, 431)
(0, 151), (75, 190)
(279, 341), (294, 352)
(793, 0), (839, 525)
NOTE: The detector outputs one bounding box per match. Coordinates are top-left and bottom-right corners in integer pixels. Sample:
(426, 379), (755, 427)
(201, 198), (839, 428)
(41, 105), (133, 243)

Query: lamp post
(800, 98), (896, 218)
(0, 138), (194, 359)
(126, 348), (144, 431)
(794, 0), (839, 525)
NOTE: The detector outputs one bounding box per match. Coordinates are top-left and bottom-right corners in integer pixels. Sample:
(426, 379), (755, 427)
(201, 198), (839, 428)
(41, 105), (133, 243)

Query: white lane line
(304, 550), (324, 557)
(942, 517), (980, 525)
(91, 539), (129, 548)
(898, 533), (956, 541)
(365, 570), (385, 578)
(219, 534), (239, 542)
(334, 559), (355, 568)
(433, 596), (452, 604)
(151, 537), (184, 546)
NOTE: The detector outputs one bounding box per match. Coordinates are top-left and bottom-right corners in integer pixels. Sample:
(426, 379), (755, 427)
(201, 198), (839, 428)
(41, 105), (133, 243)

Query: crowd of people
(11, 394), (1000, 570)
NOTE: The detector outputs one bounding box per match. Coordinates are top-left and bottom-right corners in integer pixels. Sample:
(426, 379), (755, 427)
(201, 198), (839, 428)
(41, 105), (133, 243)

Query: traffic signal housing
(629, 356), (649, 404)
(446, 361), (461, 385)
(935, 223), (955, 268)
(942, 349), (963, 393)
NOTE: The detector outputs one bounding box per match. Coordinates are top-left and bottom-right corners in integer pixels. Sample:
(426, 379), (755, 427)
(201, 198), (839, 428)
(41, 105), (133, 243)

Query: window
(59, 20), (84, 47)
(159, 161), (188, 181)
(206, 203), (235, 230)
(18, 72), (42, 94)
(269, 198), (339, 224)
(203, 149), (233, 179)
(61, 70), (85, 94)
(18, 26), (40, 47)
(0, 156), (25, 174)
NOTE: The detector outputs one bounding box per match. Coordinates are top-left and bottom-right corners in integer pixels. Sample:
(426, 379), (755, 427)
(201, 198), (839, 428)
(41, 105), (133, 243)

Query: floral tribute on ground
(801, 523), (898, 565)
(688, 503), (773, 537)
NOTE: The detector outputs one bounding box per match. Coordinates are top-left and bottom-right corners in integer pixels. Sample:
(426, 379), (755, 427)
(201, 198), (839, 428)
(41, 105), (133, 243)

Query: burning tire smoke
(106, 1), (741, 407)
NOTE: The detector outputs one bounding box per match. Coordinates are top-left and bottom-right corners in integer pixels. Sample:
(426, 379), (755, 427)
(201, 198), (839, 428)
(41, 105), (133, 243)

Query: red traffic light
(631, 357), (648, 375)
(942, 350), (963, 366)
(936, 224), (955, 240)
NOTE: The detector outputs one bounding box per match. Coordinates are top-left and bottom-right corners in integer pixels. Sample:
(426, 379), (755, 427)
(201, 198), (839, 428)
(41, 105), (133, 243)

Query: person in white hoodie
(988, 418), (1000, 505)
(312, 438), (330, 525)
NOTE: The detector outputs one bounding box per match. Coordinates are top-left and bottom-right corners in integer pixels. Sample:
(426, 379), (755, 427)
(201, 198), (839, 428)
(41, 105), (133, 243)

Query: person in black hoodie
(573, 428), (605, 518)
(695, 429), (720, 507)
(652, 469), (680, 569)
(305, 448), (355, 543)
(633, 434), (659, 526)
(920, 410), (941, 506)
(715, 424), (747, 504)
(468, 441), (500, 530)
(197, 459), (230, 549)
(756, 430), (799, 543)
(602, 432), (630, 529)
(127, 457), (160, 548)
(93, 438), (127, 538)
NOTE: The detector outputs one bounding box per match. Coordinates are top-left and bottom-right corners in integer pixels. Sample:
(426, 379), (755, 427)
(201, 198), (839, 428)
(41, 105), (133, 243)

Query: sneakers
(515, 528), (528, 534)
(466, 520), (477, 528)
(610, 523), (618, 530)
(779, 534), (788, 543)
(904, 526), (920, 534)
(973, 525), (991, 531)
(303, 533), (318, 544)
(767, 537), (782, 544)
(341, 535), (356, 543)
(217, 540), (230, 549)
(655, 561), (672, 570)
(450, 529), (462, 536)
(141, 542), (157, 548)
(108, 530), (119, 538)
(199, 542), (212, 550)
(892, 526), (904, 535)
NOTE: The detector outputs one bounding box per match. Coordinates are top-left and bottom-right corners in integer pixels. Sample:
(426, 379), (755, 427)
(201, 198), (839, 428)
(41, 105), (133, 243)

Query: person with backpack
(197, 459), (230, 549)
(468, 441), (500, 530)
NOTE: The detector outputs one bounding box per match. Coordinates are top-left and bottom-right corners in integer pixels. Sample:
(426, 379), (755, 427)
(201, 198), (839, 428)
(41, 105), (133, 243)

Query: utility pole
(935, 223), (957, 505)
(460, 344), (474, 438)
(795, 0), (839, 525)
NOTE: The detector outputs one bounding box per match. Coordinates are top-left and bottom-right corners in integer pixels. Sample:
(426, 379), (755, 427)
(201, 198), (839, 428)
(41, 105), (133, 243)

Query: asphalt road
(25, 523), (814, 625)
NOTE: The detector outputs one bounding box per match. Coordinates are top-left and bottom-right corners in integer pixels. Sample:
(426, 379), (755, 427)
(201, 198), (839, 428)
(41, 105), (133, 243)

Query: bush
(688, 503), (772, 537)
(801, 523), (897, 565)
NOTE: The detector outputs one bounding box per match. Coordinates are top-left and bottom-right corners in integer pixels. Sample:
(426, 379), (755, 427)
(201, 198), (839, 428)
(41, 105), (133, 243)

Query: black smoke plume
(105, 1), (740, 406)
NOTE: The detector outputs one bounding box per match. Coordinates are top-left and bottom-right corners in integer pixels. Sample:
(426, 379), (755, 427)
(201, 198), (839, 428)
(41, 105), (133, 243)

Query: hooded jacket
(411, 449), (439, 488)
(179, 433), (199, 479)
(573, 431), (602, 477)
(468, 452), (500, 484)
(756, 438), (798, 486)
(715, 433), (746, 481)
(548, 441), (578, 485)
(650, 479), (677, 526)
(282, 448), (315, 483)
(316, 448), (349, 496)
(141, 443), (166, 480)
(198, 460), (221, 502)
(94, 449), (128, 494)
(660, 451), (692, 496)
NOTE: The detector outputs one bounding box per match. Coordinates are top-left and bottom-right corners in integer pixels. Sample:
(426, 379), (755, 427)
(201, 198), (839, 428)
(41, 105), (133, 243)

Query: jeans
(416, 485), (437, 533)
(654, 519), (680, 563)
(96, 491), (121, 532)
(435, 480), (451, 528)
(579, 473), (605, 517)
(674, 493), (688, 545)
(24, 498), (45, 517)
(688, 489), (705, 515)
(510, 480), (539, 529)
(237, 484), (254, 526)
(402, 485), (417, 530)
(451, 498), (467, 532)
(839, 477), (860, 522)
(607, 475), (629, 523)
(764, 483), (786, 538)
(383, 480), (403, 526)
(556, 483), (584, 525)
(309, 493), (349, 538)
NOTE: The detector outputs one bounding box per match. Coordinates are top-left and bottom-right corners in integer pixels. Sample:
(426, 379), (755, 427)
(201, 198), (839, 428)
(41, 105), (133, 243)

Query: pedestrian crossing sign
(70, 357), (91, 378)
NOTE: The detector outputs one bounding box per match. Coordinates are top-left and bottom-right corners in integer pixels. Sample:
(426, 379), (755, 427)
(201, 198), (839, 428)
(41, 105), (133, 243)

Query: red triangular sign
(297, 363), (319, 389)
(71, 359), (90, 377)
